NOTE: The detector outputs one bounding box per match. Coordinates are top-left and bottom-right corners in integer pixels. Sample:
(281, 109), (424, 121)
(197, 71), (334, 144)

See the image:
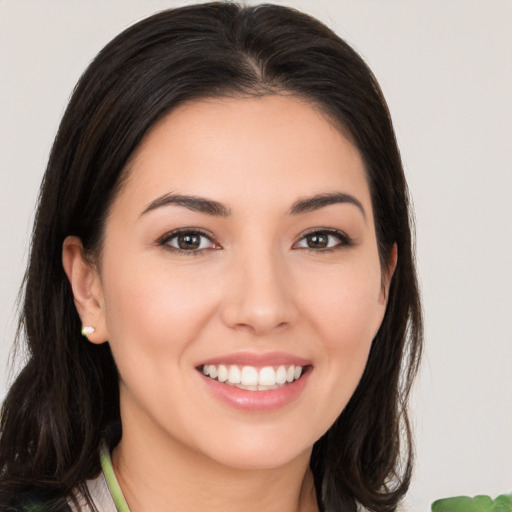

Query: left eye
(294, 230), (348, 250)
(162, 231), (217, 252)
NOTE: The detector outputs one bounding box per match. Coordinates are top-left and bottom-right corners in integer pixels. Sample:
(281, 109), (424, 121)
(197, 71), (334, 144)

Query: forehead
(118, 95), (372, 216)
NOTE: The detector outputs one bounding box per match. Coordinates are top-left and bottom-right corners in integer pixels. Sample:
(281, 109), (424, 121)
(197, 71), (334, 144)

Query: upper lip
(197, 351), (312, 368)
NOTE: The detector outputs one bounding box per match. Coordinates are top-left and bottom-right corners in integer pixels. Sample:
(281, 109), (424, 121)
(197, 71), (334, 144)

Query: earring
(81, 326), (95, 339)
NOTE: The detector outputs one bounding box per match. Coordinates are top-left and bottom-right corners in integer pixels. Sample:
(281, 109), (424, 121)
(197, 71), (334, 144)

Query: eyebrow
(140, 193), (231, 217)
(140, 191), (365, 219)
(289, 192), (366, 220)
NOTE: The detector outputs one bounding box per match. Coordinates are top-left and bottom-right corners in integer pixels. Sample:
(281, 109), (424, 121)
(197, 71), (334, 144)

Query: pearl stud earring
(81, 326), (95, 339)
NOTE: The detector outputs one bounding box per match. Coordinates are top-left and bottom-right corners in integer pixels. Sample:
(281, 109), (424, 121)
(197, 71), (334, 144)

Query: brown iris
(305, 233), (329, 249)
(177, 233), (202, 250)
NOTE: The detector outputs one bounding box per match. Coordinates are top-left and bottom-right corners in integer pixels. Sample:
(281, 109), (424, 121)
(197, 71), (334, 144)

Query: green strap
(99, 445), (132, 512)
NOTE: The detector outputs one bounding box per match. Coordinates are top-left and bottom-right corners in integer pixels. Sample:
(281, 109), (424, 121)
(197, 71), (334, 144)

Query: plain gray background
(1, 1), (511, 510)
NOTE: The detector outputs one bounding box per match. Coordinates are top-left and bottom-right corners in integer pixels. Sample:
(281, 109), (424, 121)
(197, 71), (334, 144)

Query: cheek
(300, 261), (385, 413)
(101, 260), (219, 361)
(302, 264), (385, 348)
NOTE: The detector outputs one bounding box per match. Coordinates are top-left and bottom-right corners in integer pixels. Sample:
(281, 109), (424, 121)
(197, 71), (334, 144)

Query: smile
(201, 364), (303, 391)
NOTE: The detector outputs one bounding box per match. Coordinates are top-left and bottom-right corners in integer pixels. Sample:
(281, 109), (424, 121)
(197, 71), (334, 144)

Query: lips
(197, 353), (312, 411)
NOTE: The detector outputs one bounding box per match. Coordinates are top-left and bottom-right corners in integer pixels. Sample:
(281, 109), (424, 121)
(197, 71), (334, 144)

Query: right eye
(159, 230), (219, 254)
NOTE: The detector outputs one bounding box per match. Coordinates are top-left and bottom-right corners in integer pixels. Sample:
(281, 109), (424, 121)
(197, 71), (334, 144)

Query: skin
(63, 95), (395, 512)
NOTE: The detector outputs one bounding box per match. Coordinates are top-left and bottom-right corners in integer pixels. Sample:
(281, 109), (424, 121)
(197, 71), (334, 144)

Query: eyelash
(158, 228), (353, 255)
(293, 228), (353, 252)
(158, 228), (219, 256)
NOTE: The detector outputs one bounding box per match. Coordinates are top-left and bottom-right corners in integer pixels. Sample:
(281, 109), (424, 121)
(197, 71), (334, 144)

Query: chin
(194, 427), (316, 471)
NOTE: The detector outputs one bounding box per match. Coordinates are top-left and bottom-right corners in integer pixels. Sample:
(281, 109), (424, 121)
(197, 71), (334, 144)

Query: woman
(0, 3), (422, 511)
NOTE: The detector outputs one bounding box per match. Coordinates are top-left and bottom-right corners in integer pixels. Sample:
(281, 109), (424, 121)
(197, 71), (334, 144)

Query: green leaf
(492, 494), (512, 512)
(432, 494), (512, 512)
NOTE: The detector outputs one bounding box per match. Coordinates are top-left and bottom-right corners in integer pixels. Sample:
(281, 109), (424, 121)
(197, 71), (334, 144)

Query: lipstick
(196, 352), (312, 412)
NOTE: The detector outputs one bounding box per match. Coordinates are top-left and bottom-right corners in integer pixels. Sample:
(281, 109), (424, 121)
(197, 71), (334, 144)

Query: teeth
(217, 364), (228, 382)
(241, 366), (258, 386)
(276, 365), (287, 384)
(202, 364), (305, 390)
(258, 366), (276, 386)
(227, 365), (241, 384)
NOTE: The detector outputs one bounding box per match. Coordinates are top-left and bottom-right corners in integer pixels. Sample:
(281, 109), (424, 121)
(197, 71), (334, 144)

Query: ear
(62, 236), (108, 344)
(379, 243), (398, 305)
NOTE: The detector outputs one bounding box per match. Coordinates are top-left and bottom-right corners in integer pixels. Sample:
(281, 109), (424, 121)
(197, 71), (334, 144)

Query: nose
(220, 247), (299, 336)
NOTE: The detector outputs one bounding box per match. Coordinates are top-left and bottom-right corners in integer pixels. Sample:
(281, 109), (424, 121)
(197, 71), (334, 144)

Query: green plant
(432, 494), (512, 512)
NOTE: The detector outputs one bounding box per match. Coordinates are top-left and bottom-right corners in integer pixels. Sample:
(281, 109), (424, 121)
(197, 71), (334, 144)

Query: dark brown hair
(0, 3), (422, 511)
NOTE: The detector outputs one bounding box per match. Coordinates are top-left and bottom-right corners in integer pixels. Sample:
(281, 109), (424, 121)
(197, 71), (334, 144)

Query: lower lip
(199, 368), (311, 412)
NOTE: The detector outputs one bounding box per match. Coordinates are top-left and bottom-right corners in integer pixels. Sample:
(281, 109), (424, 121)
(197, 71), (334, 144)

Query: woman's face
(93, 95), (391, 469)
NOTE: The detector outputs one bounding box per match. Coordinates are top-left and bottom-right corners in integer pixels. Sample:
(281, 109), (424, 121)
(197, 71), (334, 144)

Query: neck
(112, 421), (318, 512)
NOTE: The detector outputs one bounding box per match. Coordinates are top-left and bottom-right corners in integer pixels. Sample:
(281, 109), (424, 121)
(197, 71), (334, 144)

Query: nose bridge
(222, 238), (297, 334)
